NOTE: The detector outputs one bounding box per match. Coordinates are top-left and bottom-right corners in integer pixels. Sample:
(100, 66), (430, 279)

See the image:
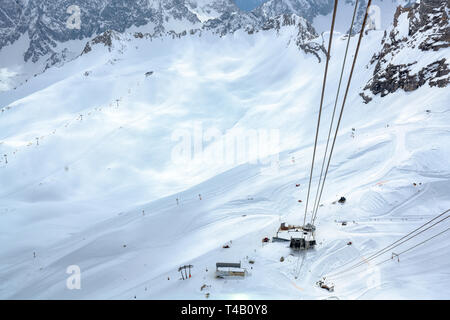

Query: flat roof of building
(216, 262), (241, 268)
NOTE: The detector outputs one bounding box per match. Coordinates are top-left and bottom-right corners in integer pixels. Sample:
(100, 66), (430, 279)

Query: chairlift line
(310, 0), (373, 226)
(375, 227), (450, 267)
(330, 227), (450, 280)
(302, 0), (372, 227)
(292, 0), (369, 254)
(311, 0), (360, 222)
(324, 208), (450, 275)
(329, 215), (449, 278)
(324, 209), (450, 279)
(306, 0), (448, 288)
(303, 0), (339, 227)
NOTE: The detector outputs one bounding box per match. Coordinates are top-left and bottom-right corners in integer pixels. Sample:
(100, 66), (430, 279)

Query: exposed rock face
(367, 59), (449, 96)
(202, 9), (261, 35)
(262, 12), (315, 35)
(362, 0), (449, 101)
(409, 0), (449, 51)
(82, 30), (121, 54)
(260, 14), (326, 62)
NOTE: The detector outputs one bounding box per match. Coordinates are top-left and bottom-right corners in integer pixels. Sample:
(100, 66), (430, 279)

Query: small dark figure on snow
(338, 197), (346, 204)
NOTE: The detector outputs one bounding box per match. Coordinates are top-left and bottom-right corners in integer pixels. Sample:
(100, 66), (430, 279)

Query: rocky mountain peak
(260, 13), (325, 61)
(361, 0), (449, 102)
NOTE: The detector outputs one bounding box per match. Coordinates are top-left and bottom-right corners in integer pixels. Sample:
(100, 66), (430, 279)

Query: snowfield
(0, 18), (449, 299)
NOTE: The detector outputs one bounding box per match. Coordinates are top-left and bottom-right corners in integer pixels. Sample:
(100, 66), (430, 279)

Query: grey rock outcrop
(362, 0), (449, 101)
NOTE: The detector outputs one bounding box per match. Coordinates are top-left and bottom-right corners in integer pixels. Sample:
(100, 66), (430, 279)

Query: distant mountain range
(0, 0), (345, 64)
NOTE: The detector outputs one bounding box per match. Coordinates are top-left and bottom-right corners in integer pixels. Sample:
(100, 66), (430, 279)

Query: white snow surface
(0, 24), (449, 299)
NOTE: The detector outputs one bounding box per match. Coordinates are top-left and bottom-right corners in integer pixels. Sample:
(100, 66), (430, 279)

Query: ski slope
(0, 21), (449, 299)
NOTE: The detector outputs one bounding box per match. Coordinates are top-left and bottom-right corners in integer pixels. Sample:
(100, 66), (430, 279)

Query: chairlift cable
(330, 227), (450, 280)
(325, 211), (449, 278)
(323, 208), (450, 275)
(311, 0), (359, 221)
(328, 215), (449, 278)
(375, 227), (450, 267)
(303, 0), (339, 227)
(311, 0), (373, 226)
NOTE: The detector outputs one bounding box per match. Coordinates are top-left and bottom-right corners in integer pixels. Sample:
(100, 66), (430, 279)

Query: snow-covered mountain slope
(0, 1), (449, 299)
(0, 0), (259, 92)
(0, 0), (315, 91)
